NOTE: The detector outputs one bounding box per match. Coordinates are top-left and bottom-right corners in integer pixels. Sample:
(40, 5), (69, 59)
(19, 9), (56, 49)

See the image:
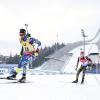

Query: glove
(36, 48), (40, 53)
(27, 33), (31, 37)
(18, 54), (22, 58)
(34, 52), (38, 57)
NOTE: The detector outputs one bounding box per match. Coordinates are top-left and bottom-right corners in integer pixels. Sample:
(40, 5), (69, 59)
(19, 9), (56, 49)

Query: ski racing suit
(16, 34), (41, 77)
(75, 56), (92, 83)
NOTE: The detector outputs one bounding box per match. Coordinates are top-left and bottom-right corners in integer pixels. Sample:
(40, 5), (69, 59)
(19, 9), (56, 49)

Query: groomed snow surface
(0, 74), (100, 100)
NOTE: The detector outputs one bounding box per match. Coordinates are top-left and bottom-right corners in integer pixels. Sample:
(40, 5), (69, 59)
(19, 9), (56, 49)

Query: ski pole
(25, 24), (28, 34)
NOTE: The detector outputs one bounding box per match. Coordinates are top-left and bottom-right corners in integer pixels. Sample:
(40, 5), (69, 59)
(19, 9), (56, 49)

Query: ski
(0, 77), (17, 80)
(59, 80), (84, 85)
(8, 81), (31, 84)
(0, 77), (32, 84)
(0, 81), (31, 84)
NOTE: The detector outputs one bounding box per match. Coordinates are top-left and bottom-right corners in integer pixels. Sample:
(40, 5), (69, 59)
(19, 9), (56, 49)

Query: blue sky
(0, 0), (100, 55)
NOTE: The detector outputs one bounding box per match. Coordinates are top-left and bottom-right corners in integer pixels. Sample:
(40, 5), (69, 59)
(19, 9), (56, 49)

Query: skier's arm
(75, 57), (79, 70)
(20, 47), (23, 55)
(86, 57), (93, 67)
(35, 39), (41, 52)
(29, 37), (41, 55)
(19, 46), (23, 58)
(29, 37), (41, 46)
(34, 39), (41, 46)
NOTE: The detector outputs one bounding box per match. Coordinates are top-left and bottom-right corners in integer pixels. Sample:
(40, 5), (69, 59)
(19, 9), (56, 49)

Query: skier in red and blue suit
(72, 51), (92, 84)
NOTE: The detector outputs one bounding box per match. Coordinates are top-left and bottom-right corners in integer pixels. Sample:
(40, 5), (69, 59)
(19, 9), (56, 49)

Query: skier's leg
(7, 71), (17, 80)
(18, 55), (29, 82)
(7, 56), (24, 80)
(81, 67), (86, 84)
(73, 66), (83, 83)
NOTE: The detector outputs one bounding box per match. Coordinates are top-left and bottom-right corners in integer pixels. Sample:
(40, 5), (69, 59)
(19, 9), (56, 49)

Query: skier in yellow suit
(7, 29), (41, 82)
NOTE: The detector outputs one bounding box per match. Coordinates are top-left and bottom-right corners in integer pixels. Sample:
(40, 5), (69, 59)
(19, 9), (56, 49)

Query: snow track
(0, 74), (100, 100)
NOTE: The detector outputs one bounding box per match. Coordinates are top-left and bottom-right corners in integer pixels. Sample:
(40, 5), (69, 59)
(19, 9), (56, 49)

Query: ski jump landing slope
(38, 41), (83, 73)
(0, 74), (100, 100)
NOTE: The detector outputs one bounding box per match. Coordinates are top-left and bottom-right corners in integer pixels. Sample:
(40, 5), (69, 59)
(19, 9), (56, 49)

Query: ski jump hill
(34, 29), (100, 74)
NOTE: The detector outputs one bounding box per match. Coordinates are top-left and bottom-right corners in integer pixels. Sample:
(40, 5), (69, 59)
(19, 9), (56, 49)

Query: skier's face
(80, 51), (85, 57)
(19, 32), (24, 36)
(80, 53), (84, 57)
(19, 32), (25, 39)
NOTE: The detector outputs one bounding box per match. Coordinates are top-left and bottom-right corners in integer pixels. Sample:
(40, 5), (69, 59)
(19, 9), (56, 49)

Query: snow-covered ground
(0, 74), (100, 100)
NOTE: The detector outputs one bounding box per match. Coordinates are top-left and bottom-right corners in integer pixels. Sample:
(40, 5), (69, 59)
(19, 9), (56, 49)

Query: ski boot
(18, 76), (26, 83)
(72, 79), (78, 83)
(7, 71), (17, 80)
(81, 78), (84, 84)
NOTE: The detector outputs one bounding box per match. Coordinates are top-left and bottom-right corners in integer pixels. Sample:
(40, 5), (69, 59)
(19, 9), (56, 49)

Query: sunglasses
(19, 33), (24, 36)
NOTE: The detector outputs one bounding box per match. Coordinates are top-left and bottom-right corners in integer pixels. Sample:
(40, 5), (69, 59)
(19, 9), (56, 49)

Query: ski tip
(0, 77), (17, 80)
(0, 77), (7, 79)
(10, 81), (31, 84)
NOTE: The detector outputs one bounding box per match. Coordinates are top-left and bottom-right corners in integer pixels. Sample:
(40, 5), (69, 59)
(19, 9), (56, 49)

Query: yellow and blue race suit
(16, 35), (41, 76)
